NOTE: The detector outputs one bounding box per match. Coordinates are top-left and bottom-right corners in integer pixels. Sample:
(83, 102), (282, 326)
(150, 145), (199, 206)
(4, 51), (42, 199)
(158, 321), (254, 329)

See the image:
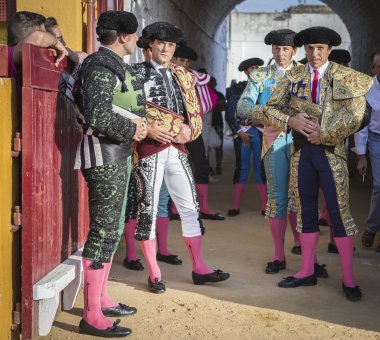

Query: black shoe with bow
(148, 277), (166, 294)
(291, 245), (301, 255)
(227, 209), (240, 217)
(200, 212), (225, 220)
(265, 260), (286, 274)
(102, 303), (137, 317)
(156, 253), (183, 265)
(278, 274), (317, 288)
(123, 258), (144, 271)
(314, 263), (328, 278)
(342, 282), (362, 301)
(192, 270), (230, 285)
(79, 319), (131, 338)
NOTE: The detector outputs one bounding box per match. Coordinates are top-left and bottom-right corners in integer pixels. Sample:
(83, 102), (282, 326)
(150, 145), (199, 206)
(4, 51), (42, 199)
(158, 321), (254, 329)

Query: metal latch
(11, 303), (21, 331)
(10, 206), (21, 232)
(11, 132), (21, 158)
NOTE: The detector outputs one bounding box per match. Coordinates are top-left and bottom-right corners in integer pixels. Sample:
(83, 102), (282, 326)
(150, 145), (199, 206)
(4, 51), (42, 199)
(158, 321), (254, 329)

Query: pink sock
(156, 217), (171, 256)
(100, 256), (118, 308)
(334, 236), (356, 287)
(82, 258), (113, 329)
(256, 184), (267, 212)
(294, 232), (319, 278)
(329, 225), (335, 245)
(269, 218), (287, 262)
(196, 184), (216, 215)
(124, 219), (138, 261)
(288, 212), (300, 246)
(184, 236), (213, 274)
(140, 239), (161, 282)
(231, 184), (246, 210)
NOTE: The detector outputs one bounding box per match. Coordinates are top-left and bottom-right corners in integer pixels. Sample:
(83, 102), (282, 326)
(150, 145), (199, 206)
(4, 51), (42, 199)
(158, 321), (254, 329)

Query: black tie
(159, 68), (173, 101)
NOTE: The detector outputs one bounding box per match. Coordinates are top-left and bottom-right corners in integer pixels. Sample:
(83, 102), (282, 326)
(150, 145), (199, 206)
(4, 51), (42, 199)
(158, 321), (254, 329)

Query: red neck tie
(311, 69), (319, 104)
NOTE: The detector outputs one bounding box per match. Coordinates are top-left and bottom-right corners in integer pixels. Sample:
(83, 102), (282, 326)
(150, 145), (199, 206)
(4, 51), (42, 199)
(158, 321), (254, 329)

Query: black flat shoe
(148, 277), (166, 294)
(79, 319), (131, 338)
(227, 209), (240, 217)
(170, 213), (181, 221)
(362, 230), (376, 248)
(265, 260), (286, 274)
(318, 218), (328, 226)
(102, 303), (137, 317)
(342, 282), (362, 301)
(192, 270), (230, 285)
(200, 212), (225, 220)
(261, 210), (266, 216)
(123, 258), (144, 271)
(328, 243), (338, 254)
(314, 263), (328, 278)
(278, 274), (317, 288)
(291, 245), (301, 255)
(156, 253), (183, 265)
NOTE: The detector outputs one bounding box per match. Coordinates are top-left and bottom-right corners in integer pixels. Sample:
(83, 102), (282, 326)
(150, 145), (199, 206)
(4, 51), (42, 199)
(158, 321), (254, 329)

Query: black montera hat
(97, 11), (138, 34)
(142, 21), (187, 46)
(264, 29), (297, 46)
(238, 58), (264, 71)
(294, 27), (341, 47)
(328, 49), (351, 64)
(137, 36), (149, 49)
(173, 46), (198, 60)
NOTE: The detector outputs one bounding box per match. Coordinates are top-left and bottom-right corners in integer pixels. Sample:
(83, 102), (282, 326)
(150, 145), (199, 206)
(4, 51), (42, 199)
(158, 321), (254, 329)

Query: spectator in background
(354, 49), (380, 253)
(7, 11), (68, 79)
(44, 16), (87, 64)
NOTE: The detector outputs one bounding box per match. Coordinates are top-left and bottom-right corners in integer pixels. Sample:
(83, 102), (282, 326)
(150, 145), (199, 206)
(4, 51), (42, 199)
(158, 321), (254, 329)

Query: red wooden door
(21, 44), (89, 339)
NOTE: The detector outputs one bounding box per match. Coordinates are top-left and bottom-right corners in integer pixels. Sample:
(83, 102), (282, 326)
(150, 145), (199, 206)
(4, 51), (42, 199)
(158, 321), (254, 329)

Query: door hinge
(11, 132), (21, 158)
(10, 206), (21, 232)
(11, 303), (21, 331)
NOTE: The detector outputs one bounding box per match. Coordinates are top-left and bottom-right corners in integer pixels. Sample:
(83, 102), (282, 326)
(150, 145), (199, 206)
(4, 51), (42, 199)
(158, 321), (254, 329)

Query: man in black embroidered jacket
(74, 11), (147, 338)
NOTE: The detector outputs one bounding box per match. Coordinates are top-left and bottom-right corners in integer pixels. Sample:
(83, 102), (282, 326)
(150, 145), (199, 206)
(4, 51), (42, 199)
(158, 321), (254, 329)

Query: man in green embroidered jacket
(74, 11), (147, 337)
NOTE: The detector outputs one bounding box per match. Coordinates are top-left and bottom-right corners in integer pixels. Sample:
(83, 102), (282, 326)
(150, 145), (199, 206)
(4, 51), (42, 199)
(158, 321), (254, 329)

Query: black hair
(44, 17), (58, 34)
(96, 26), (122, 45)
(370, 49), (380, 64)
(7, 11), (46, 46)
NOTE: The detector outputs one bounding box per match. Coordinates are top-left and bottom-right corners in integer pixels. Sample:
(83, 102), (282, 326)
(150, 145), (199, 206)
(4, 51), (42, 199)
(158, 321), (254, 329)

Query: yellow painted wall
(0, 77), (17, 339)
(0, 23), (7, 44)
(17, 0), (85, 51)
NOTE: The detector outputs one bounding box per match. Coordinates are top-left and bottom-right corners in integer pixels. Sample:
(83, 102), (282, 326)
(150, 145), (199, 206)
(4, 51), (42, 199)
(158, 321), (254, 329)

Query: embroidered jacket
(238, 62), (373, 159)
(237, 61), (298, 157)
(132, 61), (203, 159)
(74, 47), (145, 169)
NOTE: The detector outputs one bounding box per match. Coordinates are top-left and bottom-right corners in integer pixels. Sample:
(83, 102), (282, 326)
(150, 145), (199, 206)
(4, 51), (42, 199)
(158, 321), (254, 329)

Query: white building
(227, 5), (351, 85)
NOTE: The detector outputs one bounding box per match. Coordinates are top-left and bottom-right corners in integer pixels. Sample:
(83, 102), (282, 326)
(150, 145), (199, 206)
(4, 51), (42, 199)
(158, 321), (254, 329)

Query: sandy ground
(42, 138), (380, 340)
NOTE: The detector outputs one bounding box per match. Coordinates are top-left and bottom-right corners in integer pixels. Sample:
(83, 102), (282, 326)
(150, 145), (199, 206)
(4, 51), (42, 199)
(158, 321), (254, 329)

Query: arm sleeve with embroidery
(225, 93), (242, 134)
(236, 79), (262, 121)
(260, 76), (292, 132)
(320, 96), (368, 146)
(83, 65), (136, 142)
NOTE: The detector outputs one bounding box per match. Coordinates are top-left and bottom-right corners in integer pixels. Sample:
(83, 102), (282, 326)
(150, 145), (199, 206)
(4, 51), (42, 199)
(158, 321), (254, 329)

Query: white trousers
(134, 146), (201, 240)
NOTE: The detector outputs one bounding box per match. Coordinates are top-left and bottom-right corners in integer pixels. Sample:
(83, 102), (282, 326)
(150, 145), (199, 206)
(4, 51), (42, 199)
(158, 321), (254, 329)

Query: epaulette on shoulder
(249, 66), (270, 84)
(286, 64), (308, 83)
(331, 62), (373, 99)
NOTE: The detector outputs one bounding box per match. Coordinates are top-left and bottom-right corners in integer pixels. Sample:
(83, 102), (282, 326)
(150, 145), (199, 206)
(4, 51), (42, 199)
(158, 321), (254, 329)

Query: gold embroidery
(146, 101), (184, 135)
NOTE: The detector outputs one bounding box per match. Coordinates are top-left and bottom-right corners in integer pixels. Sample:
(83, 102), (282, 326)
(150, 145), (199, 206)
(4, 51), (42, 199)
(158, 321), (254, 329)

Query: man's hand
(307, 119), (321, 145)
(356, 155), (367, 176)
(247, 119), (262, 127)
(288, 113), (318, 137)
(237, 131), (253, 147)
(147, 120), (175, 143)
(132, 118), (148, 142)
(173, 124), (192, 144)
(53, 40), (69, 67)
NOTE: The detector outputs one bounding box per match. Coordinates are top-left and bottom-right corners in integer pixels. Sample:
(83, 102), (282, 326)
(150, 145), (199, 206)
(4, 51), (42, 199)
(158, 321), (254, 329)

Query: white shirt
(150, 59), (172, 78)
(308, 61), (330, 103)
(353, 75), (380, 155)
(274, 62), (293, 77)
